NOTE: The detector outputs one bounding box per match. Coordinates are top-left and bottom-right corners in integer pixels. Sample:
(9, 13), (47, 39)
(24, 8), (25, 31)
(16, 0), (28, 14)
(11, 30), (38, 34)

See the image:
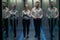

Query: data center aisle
(8, 18), (59, 40)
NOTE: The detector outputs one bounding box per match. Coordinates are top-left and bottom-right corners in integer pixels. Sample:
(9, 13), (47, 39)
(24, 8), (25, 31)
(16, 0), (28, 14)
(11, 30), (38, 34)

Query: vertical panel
(26, 0), (32, 10)
(10, 0), (16, 4)
(17, 0), (23, 11)
(10, 0), (24, 11)
(10, 0), (16, 9)
(42, 0), (49, 10)
(16, 0), (24, 28)
(56, 0), (59, 9)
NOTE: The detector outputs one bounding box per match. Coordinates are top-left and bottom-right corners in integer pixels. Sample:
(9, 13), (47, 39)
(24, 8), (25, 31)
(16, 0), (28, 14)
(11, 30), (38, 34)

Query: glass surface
(26, 0), (32, 10)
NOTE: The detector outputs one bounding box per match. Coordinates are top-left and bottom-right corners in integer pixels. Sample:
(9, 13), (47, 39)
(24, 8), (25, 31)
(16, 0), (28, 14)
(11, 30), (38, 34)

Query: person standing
(9, 5), (18, 40)
(31, 1), (43, 40)
(2, 2), (10, 39)
(46, 1), (59, 40)
(22, 4), (31, 40)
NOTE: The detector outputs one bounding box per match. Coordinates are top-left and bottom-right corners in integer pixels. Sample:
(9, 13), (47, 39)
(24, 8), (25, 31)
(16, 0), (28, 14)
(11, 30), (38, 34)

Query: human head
(50, 1), (55, 8)
(24, 4), (29, 10)
(35, 1), (40, 8)
(2, 2), (7, 9)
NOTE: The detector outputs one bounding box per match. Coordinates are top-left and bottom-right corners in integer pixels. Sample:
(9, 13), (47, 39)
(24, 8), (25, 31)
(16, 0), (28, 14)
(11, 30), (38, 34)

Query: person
(46, 1), (59, 40)
(21, 4), (31, 40)
(31, 1), (43, 40)
(2, 2), (10, 39)
(9, 5), (18, 40)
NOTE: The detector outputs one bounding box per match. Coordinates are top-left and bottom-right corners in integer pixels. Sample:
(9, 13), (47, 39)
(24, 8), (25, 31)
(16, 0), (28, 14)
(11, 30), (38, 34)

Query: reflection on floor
(3, 18), (59, 40)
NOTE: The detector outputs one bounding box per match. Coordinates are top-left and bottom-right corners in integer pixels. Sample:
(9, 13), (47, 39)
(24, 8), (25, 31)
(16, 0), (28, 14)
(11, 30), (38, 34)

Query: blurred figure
(2, 2), (10, 39)
(31, 1), (43, 40)
(22, 4), (31, 40)
(9, 4), (18, 40)
(46, 1), (59, 40)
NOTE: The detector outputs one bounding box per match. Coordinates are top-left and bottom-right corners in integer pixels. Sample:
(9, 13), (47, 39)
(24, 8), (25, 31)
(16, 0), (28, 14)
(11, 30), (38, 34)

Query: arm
(31, 9), (36, 18)
(21, 11), (23, 17)
(39, 9), (43, 18)
(46, 9), (51, 18)
(5, 9), (11, 18)
(27, 11), (32, 17)
(15, 11), (19, 18)
(55, 8), (59, 18)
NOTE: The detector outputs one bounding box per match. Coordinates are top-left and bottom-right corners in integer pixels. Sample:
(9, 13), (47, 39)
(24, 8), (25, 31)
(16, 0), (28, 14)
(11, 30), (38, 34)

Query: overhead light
(51, 0), (53, 1)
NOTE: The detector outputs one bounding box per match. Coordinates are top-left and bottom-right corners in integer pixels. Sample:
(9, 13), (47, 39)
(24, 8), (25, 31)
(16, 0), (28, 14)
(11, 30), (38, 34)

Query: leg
(5, 19), (8, 38)
(48, 18), (51, 32)
(53, 18), (57, 27)
(22, 19), (26, 38)
(14, 19), (16, 38)
(37, 19), (41, 40)
(50, 18), (53, 40)
(10, 19), (13, 31)
(58, 19), (60, 40)
(27, 20), (30, 38)
(33, 19), (38, 37)
(37, 27), (40, 40)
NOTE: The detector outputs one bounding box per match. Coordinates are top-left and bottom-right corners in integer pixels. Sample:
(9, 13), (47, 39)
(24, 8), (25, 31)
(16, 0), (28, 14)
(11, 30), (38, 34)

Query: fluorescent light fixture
(51, 0), (53, 1)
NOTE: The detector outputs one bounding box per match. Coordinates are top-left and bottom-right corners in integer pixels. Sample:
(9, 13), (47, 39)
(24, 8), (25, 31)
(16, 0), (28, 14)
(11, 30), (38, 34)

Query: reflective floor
(2, 18), (59, 40)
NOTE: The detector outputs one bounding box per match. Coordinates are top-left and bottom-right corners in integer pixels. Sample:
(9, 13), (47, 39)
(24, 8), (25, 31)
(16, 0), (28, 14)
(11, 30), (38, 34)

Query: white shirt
(31, 7), (43, 19)
(22, 10), (31, 19)
(2, 7), (10, 19)
(9, 9), (18, 19)
(46, 7), (59, 18)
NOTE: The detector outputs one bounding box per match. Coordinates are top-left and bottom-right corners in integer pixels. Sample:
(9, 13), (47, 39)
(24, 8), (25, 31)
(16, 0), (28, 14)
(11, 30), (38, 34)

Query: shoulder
(54, 7), (58, 11)
(28, 10), (31, 12)
(15, 10), (18, 13)
(22, 10), (24, 12)
(39, 8), (43, 11)
(48, 7), (50, 10)
(6, 7), (9, 11)
(22, 10), (25, 13)
(9, 10), (12, 12)
(32, 7), (35, 11)
(9, 10), (12, 14)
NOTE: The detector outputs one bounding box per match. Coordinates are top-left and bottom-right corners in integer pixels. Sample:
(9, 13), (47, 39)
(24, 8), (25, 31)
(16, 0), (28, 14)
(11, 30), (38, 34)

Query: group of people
(2, 2), (18, 40)
(2, 1), (59, 40)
